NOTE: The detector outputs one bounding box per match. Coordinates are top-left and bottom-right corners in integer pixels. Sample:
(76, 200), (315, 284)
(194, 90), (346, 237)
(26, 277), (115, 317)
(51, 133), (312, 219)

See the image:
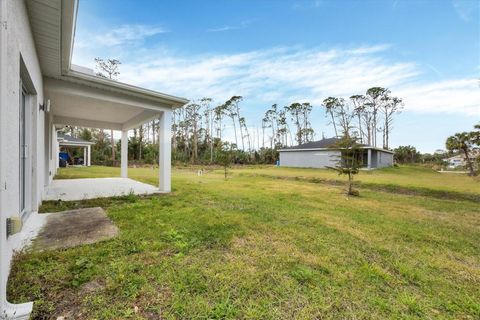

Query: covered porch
(44, 71), (188, 198)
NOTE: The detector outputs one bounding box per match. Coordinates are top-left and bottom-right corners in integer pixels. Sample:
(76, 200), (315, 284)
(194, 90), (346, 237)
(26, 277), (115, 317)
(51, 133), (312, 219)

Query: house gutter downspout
(0, 0), (33, 318)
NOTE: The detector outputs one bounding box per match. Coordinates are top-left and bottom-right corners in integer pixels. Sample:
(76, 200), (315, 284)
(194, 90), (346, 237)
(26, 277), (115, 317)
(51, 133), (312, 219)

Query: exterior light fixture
(39, 99), (50, 112)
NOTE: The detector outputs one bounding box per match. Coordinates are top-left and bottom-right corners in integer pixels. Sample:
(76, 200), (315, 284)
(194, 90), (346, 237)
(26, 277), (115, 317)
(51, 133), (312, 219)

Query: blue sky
(72, 0), (480, 152)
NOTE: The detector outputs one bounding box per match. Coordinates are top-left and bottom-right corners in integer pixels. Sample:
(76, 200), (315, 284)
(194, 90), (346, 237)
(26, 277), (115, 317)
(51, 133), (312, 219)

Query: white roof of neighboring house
(57, 134), (95, 146)
(446, 155), (464, 161)
(446, 150), (479, 161)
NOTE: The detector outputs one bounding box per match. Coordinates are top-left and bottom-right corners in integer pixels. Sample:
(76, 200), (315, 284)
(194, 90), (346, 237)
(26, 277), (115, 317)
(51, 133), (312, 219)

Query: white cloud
(292, 0), (325, 10)
(73, 40), (480, 117)
(207, 26), (240, 32)
(452, 0), (478, 21)
(94, 24), (167, 46)
(397, 79), (480, 115)
(207, 20), (252, 32)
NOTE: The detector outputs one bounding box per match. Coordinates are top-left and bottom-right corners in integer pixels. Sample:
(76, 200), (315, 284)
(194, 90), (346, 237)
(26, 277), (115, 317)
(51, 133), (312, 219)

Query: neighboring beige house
(0, 0), (187, 318)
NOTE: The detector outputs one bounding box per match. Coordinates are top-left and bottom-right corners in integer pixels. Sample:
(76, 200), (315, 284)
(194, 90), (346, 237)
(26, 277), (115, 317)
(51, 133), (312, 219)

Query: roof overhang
(58, 141), (95, 147)
(26, 0), (188, 128)
(45, 77), (178, 131)
(279, 146), (395, 154)
(25, 0), (77, 77)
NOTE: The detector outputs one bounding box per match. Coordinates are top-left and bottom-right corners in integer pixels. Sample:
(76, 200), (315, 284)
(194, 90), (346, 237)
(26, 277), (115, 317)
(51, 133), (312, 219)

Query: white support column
(87, 145), (91, 166)
(121, 130), (128, 178)
(158, 110), (172, 192)
(53, 128), (59, 173)
(83, 147), (87, 166)
(367, 148), (372, 170)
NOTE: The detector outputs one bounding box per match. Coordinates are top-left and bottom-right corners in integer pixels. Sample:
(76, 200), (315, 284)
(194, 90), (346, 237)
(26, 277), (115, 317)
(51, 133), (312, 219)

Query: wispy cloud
(207, 25), (240, 32)
(73, 41), (480, 117)
(292, 0), (325, 10)
(207, 20), (251, 32)
(94, 24), (167, 46)
(397, 79), (480, 115)
(451, 0), (478, 21)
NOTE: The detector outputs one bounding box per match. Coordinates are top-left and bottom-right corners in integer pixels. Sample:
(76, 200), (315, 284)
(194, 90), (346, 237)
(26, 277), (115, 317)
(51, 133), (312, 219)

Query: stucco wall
(279, 150), (341, 168)
(1, 0), (45, 315)
(376, 150), (394, 168)
(370, 150), (378, 168)
(5, 0), (44, 214)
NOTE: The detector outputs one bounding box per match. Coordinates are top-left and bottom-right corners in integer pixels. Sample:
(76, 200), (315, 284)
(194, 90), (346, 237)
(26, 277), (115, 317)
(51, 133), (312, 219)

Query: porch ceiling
(45, 77), (169, 131)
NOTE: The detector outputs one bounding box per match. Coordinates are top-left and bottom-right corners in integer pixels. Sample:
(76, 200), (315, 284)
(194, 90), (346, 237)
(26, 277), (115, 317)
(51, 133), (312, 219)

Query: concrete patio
(33, 207), (119, 251)
(44, 178), (161, 201)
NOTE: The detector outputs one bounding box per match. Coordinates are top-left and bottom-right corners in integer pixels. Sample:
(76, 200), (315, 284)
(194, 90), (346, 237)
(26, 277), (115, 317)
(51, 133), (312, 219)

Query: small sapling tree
(216, 142), (235, 179)
(327, 136), (361, 196)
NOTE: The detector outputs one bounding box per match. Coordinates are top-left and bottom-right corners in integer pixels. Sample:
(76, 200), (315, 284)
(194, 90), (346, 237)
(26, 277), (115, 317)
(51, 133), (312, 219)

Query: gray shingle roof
(280, 138), (394, 153)
(57, 134), (94, 144)
(281, 138), (342, 150)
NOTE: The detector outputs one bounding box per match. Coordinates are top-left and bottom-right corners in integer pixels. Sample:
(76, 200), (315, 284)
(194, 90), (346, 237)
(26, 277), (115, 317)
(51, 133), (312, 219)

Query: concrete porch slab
(44, 177), (160, 201)
(33, 207), (119, 251)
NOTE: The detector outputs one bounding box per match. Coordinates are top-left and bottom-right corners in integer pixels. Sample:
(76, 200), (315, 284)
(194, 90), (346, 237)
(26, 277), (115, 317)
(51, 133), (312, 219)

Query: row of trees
(171, 86), (402, 165)
(324, 87), (403, 149)
(62, 58), (406, 167)
(65, 87), (404, 166)
(393, 145), (448, 167)
(172, 97), (318, 164)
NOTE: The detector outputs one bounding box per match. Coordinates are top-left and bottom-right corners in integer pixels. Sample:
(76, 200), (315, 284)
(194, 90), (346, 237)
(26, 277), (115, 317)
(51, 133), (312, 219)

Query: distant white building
(446, 155), (465, 168)
(446, 151), (479, 169)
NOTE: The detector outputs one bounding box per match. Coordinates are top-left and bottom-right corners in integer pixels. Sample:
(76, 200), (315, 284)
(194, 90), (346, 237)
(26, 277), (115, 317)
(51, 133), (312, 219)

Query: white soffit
(45, 77), (162, 130)
(27, 0), (188, 117)
(25, 0), (75, 77)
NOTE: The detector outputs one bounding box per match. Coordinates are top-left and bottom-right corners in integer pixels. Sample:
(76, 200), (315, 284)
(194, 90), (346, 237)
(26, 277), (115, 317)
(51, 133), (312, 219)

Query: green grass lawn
(8, 165), (480, 319)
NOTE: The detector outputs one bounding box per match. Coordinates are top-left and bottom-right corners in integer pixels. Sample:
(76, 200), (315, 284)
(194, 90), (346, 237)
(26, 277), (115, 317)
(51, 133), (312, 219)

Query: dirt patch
(33, 207), (119, 251)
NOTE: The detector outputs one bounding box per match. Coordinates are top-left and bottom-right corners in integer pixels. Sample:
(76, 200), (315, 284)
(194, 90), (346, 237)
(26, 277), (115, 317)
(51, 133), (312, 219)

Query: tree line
(60, 86), (404, 166)
(172, 86), (403, 164)
(59, 58), (408, 166)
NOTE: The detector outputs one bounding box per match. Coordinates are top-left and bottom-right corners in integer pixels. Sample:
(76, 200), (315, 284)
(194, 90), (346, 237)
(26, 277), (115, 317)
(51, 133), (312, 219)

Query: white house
(279, 138), (394, 169)
(446, 155), (465, 168)
(446, 151), (479, 169)
(0, 0), (187, 318)
(57, 133), (95, 166)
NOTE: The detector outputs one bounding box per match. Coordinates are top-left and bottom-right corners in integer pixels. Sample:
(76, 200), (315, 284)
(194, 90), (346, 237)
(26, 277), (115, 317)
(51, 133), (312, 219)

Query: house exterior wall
(280, 149), (393, 169)
(375, 150), (394, 168)
(279, 150), (341, 168)
(370, 150), (378, 168)
(1, 0), (46, 316)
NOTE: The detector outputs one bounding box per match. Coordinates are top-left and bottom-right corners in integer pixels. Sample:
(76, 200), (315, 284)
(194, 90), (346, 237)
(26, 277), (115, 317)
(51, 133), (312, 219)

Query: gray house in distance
(279, 138), (394, 169)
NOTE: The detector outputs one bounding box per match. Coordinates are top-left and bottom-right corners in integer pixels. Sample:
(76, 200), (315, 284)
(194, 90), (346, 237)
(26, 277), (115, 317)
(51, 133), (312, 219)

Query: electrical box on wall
(6, 216), (22, 236)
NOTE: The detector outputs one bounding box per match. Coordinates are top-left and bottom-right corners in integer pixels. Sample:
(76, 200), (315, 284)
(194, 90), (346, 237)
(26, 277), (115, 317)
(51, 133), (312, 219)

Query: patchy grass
(8, 165), (480, 319)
